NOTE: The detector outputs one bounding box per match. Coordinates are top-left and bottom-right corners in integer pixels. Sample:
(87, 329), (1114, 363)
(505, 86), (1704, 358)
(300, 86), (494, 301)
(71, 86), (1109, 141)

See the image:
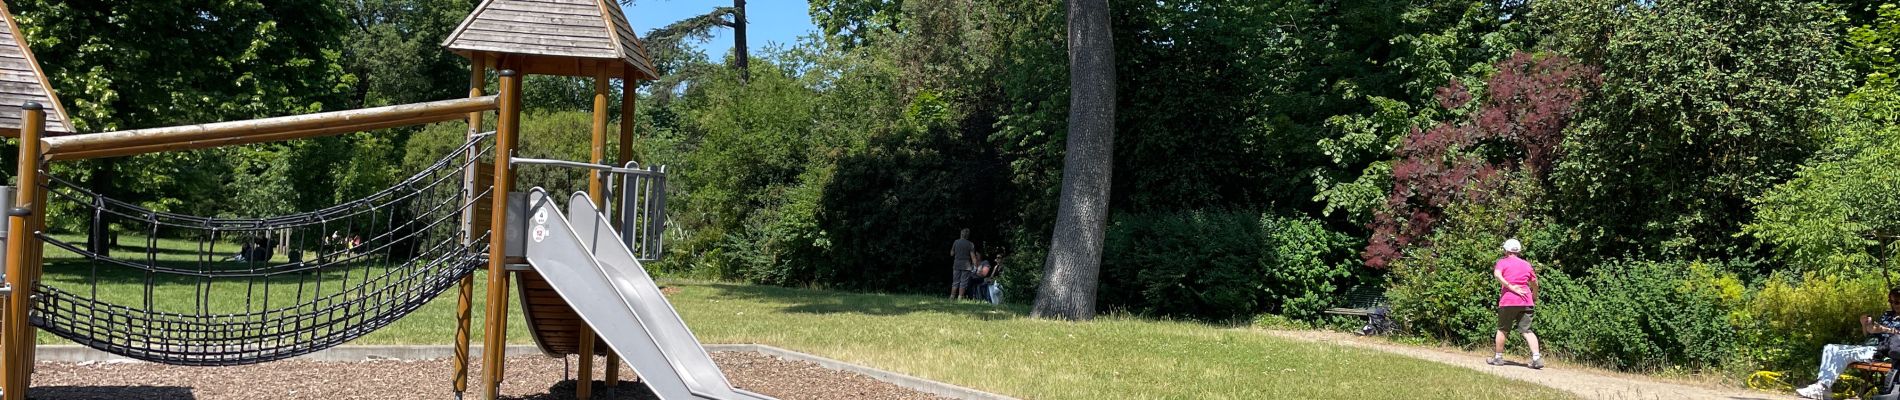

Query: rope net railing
(29, 136), (494, 366)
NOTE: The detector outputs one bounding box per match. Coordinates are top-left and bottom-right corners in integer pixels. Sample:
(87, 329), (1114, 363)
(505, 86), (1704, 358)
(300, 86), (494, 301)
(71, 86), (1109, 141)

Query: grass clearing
(665, 281), (1575, 400)
(34, 235), (1573, 398)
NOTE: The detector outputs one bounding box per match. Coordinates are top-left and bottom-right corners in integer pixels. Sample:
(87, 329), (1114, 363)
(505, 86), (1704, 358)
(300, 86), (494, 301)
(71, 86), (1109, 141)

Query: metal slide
(520, 189), (773, 400)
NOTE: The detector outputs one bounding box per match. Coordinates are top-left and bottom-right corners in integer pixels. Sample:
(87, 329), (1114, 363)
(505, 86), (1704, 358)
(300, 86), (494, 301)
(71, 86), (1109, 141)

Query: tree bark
(733, 0), (749, 83)
(86, 160), (116, 257)
(1032, 0), (1115, 321)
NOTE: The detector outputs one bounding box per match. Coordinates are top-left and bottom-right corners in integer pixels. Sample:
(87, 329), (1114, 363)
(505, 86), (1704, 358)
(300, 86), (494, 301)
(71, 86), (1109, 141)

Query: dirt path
(1260, 330), (1795, 400)
(26, 352), (949, 400)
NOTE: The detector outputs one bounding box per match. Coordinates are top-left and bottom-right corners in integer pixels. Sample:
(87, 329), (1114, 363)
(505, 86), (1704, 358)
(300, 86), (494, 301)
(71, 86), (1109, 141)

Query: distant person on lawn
(1488, 238), (1544, 370)
(1795, 289), (1900, 399)
(950, 229), (977, 301)
(982, 254), (1004, 305)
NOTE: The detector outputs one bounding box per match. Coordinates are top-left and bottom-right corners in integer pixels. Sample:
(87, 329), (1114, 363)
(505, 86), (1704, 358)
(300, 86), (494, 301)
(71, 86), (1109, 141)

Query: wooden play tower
(0, 1), (717, 400)
(441, 0), (659, 399)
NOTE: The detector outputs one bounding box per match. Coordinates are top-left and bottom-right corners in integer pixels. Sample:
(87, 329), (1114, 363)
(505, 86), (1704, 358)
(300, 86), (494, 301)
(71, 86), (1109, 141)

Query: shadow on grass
(30, 385), (196, 399)
(690, 282), (1024, 321)
(507, 380), (659, 400)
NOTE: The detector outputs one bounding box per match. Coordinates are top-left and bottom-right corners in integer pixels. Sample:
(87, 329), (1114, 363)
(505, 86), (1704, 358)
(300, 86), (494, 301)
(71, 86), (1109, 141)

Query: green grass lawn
(663, 281), (1575, 400)
(35, 234), (532, 345)
(34, 235), (1574, 399)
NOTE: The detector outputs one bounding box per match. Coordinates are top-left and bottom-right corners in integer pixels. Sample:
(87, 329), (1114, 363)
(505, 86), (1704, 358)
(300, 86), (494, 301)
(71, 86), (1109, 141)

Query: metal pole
(3, 103), (45, 400)
(452, 52), (488, 400)
(482, 69), (521, 400)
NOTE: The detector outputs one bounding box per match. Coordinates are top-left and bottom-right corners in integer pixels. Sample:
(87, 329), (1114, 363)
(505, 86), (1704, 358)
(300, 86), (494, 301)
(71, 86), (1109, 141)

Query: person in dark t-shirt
(950, 228), (976, 300)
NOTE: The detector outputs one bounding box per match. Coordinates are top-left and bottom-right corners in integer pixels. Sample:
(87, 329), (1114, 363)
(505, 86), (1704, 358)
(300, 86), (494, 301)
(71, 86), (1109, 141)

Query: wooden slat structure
(517, 271), (608, 356)
(0, 1), (71, 136)
(442, 0), (658, 80)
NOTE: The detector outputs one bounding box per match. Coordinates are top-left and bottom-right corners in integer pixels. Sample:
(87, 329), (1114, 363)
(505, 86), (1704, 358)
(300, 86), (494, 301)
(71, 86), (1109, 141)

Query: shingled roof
(442, 0), (659, 81)
(0, 1), (72, 136)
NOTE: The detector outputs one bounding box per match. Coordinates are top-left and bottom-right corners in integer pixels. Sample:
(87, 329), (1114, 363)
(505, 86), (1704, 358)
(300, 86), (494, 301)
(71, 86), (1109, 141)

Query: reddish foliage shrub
(1364, 52), (1600, 268)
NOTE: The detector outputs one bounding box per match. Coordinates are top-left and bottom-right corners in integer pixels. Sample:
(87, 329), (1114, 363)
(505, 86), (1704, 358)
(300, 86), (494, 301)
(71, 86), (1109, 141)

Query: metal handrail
(510, 157), (663, 176)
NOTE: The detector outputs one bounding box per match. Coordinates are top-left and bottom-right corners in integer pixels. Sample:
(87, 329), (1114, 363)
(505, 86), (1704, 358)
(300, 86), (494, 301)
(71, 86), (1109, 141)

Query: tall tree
(336, 0), (473, 108)
(643, 1), (748, 84)
(1540, 0), (1851, 266)
(809, 0), (902, 49)
(12, 0), (350, 252)
(1032, 0), (1115, 320)
(732, 0), (748, 82)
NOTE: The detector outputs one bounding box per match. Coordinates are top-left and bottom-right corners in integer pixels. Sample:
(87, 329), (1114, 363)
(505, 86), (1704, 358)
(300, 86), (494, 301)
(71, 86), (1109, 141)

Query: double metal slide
(520, 189), (772, 400)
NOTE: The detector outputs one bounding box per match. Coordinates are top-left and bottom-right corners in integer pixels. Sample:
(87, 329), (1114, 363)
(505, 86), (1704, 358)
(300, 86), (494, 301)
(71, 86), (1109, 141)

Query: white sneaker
(1796, 382), (1830, 399)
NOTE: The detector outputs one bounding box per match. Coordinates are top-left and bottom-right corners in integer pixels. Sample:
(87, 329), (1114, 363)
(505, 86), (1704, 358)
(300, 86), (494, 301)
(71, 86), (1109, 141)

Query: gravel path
(27, 351), (951, 400)
(1260, 330), (1793, 400)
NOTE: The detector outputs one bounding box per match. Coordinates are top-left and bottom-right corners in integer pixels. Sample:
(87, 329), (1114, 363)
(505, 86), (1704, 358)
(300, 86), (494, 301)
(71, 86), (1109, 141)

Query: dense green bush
(1538, 261), (1740, 370)
(997, 227), (1048, 305)
(1734, 273), (1887, 375)
(1392, 251), (1898, 374)
(1260, 215), (1360, 320)
(1386, 173), (1566, 343)
(1393, 256), (1743, 370)
(1096, 211), (1355, 322)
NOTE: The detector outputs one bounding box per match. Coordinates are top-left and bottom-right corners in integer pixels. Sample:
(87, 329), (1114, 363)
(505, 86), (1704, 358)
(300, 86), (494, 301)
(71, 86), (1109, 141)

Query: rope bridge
(28, 137), (493, 366)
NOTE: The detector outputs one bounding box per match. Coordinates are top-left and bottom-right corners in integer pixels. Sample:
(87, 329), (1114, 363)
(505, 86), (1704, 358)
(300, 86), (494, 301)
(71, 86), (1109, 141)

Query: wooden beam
(481, 70), (521, 400)
(605, 63), (637, 390)
(48, 113), (459, 161)
(452, 52), (489, 400)
(591, 63), (612, 209)
(42, 95), (500, 156)
(572, 60), (614, 400)
(3, 103), (45, 400)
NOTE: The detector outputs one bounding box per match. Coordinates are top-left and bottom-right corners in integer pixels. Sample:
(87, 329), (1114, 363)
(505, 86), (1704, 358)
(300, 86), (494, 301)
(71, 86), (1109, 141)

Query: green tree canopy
(1542, 0), (1852, 266)
(1748, 4), (1900, 273)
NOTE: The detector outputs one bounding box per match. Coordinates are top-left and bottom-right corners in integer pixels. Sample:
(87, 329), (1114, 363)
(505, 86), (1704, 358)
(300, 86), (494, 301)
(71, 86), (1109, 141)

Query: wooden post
(606, 63), (638, 388)
(573, 61), (612, 400)
(3, 103), (45, 400)
(618, 65), (636, 169)
(452, 53), (488, 399)
(482, 69), (521, 400)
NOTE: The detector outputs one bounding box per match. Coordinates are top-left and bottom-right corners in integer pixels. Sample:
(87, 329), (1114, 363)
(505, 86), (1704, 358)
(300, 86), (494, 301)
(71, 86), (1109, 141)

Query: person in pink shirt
(1488, 238), (1544, 369)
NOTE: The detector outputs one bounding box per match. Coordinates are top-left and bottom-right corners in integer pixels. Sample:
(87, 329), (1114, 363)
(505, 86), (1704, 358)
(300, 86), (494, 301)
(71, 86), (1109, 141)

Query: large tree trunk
(86, 159), (117, 257)
(1032, 0), (1115, 321)
(733, 0), (749, 83)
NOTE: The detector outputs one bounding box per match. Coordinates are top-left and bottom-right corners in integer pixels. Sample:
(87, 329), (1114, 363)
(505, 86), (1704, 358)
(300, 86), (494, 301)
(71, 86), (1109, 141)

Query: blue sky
(622, 1), (820, 59)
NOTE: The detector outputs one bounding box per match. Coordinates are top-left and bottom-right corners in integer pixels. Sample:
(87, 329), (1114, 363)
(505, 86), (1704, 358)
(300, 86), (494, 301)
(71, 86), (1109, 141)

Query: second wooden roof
(442, 0), (659, 80)
(0, 0), (73, 136)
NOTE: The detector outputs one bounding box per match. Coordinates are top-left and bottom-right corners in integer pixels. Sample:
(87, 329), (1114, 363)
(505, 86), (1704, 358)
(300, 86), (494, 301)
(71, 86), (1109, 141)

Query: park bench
(1323, 285), (1387, 317)
(1855, 361), (1894, 373)
(1850, 361), (1900, 400)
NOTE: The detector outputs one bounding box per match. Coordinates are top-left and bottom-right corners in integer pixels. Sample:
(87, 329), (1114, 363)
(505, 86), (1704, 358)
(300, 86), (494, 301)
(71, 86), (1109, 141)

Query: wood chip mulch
(25, 351), (954, 400)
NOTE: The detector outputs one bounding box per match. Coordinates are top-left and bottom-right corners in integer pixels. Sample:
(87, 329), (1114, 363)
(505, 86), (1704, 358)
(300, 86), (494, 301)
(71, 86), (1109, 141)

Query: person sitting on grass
(1487, 238), (1543, 370)
(1796, 289), (1900, 399)
(982, 255), (1004, 305)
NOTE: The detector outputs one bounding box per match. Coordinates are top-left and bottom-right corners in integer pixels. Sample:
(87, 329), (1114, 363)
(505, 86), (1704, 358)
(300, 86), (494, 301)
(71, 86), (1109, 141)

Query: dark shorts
(1498, 306), (1535, 333)
(953, 269), (974, 289)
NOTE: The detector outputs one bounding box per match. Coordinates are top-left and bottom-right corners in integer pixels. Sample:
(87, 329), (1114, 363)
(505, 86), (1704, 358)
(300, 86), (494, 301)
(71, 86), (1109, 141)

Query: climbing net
(30, 136), (493, 366)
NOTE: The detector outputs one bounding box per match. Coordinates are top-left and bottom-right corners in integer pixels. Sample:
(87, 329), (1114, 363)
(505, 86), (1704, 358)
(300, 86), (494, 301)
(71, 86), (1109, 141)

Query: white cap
(1502, 239), (1523, 253)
